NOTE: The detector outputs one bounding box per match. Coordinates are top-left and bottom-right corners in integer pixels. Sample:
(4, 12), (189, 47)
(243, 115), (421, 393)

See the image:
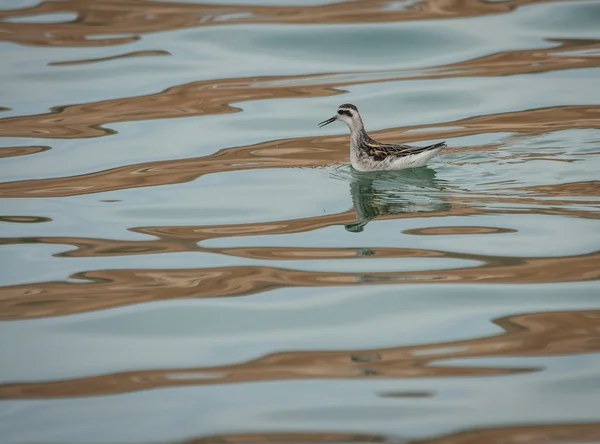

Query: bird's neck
(349, 123), (371, 163)
(349, 121), (370, 148)
(348, 119), (368, 140)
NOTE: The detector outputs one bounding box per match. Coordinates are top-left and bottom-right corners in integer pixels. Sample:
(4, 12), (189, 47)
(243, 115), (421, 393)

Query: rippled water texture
(1, 0), (600, 442)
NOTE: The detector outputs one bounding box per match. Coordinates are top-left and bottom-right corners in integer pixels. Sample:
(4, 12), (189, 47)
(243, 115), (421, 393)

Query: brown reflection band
(0, 248), (598, 320)
(0, 309), (597, 399)
(0, 73), (342, 139)
(418, 422), (600, 444)
(0, 145), (50, 158)
(0, 0), (557, 47)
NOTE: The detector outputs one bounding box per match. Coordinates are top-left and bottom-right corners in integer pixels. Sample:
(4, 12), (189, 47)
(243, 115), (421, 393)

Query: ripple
(0, 0), (558, 47)
(0, 309), (597, 398)
(2, 37), (600, 140)
(1, 248), (599, 320)
(1, 106), (599, 198)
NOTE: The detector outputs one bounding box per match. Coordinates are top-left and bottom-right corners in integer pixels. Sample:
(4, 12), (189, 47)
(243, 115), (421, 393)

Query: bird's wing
(364, 141), (446, 161)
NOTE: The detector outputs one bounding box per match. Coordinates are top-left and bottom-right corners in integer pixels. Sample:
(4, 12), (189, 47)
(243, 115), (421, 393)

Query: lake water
(1, 0), (600, 442)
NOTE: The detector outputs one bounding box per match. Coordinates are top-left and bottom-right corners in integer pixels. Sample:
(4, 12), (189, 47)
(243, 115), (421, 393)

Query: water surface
(1, 0), (600, 442)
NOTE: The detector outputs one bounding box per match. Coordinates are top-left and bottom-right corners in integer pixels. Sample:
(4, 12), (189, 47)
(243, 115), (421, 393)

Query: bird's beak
(318, 116), (337, 128)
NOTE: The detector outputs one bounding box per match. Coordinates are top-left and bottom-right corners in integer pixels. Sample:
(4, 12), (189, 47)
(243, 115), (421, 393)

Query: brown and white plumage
(319, 103), (447, 172)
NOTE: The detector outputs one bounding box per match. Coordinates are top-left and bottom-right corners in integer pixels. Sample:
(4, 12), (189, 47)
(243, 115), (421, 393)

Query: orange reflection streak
(1, 38), (599, 139)
(1, 105), (599, 198)
(0, 309), (598, 399)
(0, 248), (598, 320)
(0, 0), (557, 47)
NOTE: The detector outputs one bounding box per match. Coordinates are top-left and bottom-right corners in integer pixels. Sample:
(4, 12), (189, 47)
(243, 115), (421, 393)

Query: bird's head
(319, 103), (363, 130)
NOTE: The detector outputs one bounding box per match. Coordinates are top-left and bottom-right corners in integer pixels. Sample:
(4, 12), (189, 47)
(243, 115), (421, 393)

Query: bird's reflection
(344, 167), (450, 232)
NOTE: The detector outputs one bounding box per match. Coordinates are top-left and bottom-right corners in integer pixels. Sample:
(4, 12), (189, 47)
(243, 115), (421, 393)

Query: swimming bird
(319, 103), (447, 172)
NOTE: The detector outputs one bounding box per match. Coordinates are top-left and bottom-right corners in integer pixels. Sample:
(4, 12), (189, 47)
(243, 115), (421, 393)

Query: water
(1, 0), (600, 442)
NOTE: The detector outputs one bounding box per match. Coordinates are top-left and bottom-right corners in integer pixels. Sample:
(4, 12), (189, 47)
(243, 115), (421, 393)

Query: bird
(318, 103), (447, 172)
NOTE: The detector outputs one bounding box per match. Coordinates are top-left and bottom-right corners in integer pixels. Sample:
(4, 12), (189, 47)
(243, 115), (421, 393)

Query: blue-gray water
(1, 0), (600, 443)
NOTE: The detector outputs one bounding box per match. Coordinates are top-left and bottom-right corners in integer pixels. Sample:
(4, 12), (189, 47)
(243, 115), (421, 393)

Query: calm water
(1, 0), (600, 442)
